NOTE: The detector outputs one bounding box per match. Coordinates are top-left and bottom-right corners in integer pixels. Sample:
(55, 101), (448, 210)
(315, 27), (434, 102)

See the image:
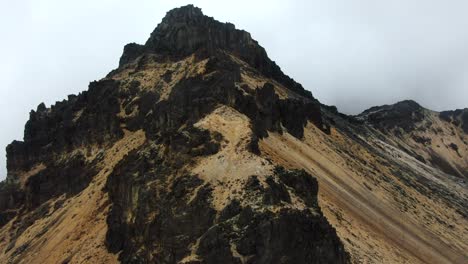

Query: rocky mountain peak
(119, 5), (313, 98)
(356, 99), (426, 131)
(162, 4), (204, 20)
(144, 4), (256, 57)
(359, 99), (422, 116)
(154, 4), (211, 29)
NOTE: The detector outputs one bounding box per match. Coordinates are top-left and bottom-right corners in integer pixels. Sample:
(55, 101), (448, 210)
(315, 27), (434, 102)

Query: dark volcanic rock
(440, 108), (468, 134)
(119, 5), (313, 99)
(119, 43), (145, 67)
(6, 79), (123, 176)
(275, 166), (319, 207)
(0, 181), (24, 227)
(24, 153), (98, 209)
(104, 140), (220, 262)
(358, 100), (425, 133)
(193, 168), (348, 264)
(105, 155), (348, 263)
(1, 79), (126, 227)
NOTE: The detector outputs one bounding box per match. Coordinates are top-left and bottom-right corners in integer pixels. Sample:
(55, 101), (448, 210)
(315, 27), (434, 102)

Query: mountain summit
(120, 4), (312, 98)
(0, 5), (467, 264)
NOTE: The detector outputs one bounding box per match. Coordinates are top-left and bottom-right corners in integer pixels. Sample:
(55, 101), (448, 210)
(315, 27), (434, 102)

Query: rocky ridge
(357, 100), (468, 178)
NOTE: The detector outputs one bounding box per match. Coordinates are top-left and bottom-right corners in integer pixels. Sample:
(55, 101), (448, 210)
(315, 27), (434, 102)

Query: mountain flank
(0, 5), (467, 264)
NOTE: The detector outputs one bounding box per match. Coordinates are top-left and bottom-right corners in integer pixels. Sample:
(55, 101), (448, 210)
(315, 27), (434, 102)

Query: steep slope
(0, 4), (466, 264)
(0, 5), (346, 264)
(261, 107), (467, 263)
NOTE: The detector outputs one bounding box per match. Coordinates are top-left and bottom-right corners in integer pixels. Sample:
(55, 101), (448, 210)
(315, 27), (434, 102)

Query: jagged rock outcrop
(440, 108), (468, 133)
(118, 5), (313, 99)
(105, 156), (347, 263)
(357, 100), (425, 133)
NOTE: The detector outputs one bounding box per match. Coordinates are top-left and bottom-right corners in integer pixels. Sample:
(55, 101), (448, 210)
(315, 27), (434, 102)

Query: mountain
(357, 100), (467, 178)
(0, 5), (466, 264)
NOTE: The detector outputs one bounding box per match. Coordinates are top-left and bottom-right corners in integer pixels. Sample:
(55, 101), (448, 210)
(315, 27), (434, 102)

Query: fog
(1, 0), (467, 179)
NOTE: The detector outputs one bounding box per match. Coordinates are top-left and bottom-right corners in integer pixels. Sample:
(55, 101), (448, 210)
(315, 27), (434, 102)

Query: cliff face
(0, 4), (467, 264)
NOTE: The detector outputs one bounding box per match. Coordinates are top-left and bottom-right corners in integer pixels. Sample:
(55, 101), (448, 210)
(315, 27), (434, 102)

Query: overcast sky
(1, 0), (467, 179)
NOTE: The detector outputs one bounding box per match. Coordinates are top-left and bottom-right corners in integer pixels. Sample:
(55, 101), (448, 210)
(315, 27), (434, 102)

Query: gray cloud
(1, 0), (467, 179)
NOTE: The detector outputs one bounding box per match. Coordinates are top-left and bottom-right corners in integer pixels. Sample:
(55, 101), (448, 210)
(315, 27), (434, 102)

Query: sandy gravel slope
(260, 122), (467, 263)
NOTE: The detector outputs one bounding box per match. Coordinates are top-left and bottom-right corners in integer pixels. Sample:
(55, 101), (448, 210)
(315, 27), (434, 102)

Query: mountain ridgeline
(0, 5), (467, 264)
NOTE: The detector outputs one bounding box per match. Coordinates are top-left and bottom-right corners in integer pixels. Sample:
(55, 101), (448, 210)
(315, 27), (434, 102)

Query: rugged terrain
(0, 5), (467, 264)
